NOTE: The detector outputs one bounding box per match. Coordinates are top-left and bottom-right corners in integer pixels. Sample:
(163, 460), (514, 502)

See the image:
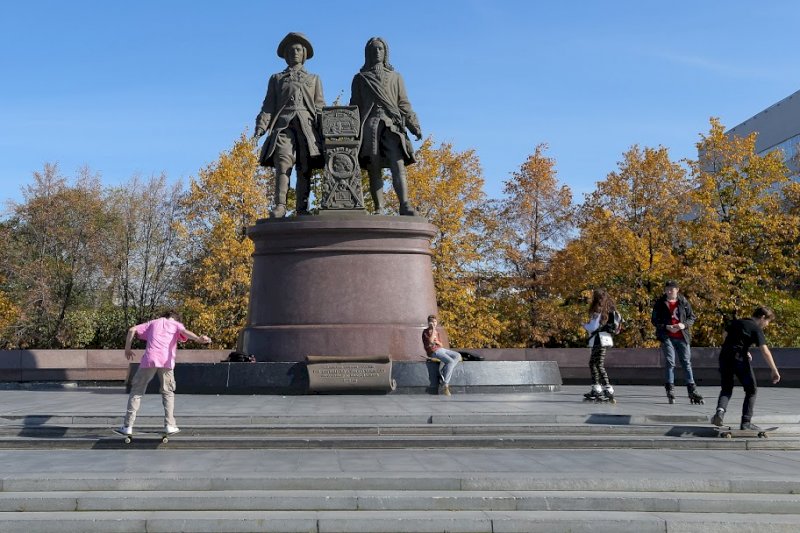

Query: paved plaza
(2, 385), (800, 532)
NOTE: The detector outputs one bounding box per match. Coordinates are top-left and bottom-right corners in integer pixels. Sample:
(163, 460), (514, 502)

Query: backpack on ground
(222, 351), (256, 363)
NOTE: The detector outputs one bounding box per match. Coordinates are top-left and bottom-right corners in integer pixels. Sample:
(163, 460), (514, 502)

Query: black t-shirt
(720, 318), (766, 360)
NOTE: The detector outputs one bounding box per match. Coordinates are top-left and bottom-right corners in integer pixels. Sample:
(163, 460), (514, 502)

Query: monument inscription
(307, 355), (396, 392)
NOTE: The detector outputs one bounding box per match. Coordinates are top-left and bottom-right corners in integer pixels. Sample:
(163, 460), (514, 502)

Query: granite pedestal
(237, 215), (448, 362)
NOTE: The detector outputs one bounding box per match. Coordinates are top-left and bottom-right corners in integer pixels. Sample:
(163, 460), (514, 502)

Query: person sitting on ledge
(422, 314), (461, 396)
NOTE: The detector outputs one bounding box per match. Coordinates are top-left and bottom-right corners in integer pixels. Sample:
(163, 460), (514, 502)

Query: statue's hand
(253, 128), (266, 140)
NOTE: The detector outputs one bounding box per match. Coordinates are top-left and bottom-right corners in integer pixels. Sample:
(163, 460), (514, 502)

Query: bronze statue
(350, 37), (422, 216)
(253, 32), (325, 218)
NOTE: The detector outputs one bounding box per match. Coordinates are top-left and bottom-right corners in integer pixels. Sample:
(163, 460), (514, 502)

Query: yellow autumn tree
(394, 138), (503, 348)
(686, 118), (796, 345)
(176, 134), (272, 347)
(494, 144), (575, 347)
(548, 145), (690, 346)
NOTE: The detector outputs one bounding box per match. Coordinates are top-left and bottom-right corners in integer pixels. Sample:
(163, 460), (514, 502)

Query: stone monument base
(238, 214), (446, 362)
(127, 361), (562, 395)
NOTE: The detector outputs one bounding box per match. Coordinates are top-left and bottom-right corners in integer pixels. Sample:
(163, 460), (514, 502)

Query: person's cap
(664, 280), (679, 289)
(277, 32), (314, 59)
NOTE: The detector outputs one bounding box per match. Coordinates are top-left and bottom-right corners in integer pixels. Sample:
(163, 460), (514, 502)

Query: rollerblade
(687, 383), (704, 404)
(583, 386), (607, 402)
(664, 383), (676, 404)
(602, 385), (616, 404)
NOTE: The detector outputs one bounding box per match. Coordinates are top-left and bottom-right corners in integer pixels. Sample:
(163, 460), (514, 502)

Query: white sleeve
(583, 313), (601, 333)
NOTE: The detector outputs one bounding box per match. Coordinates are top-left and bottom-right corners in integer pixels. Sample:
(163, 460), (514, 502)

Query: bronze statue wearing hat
(253, 32), (325, 218)
(350, 37), (422, 216)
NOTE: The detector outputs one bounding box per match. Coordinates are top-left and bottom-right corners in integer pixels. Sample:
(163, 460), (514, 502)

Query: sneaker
(114, 426), (133, 436)
(442, 385), (451, 397)
(164, 426), (181, 435)
(740, 422), (761, 431)
(711, 409), (725, 427)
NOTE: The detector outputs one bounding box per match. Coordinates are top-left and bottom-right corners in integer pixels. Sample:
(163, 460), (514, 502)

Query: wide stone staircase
(2, 471), (800, 532)
(2, 412), (800, 450)
(2, 406), (800, 532)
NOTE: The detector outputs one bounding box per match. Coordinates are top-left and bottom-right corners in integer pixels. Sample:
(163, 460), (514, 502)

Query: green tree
(2, 164), (119, 348)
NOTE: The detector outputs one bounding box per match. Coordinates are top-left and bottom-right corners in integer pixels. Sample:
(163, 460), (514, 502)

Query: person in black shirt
(711, 307), (780, 430)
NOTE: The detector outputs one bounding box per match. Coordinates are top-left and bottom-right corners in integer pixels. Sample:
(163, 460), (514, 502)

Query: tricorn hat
(277, 32), (314, 60)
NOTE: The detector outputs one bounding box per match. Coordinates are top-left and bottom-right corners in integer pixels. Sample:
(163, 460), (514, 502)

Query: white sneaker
(164, 426), (180, 435)
(114, 426), (133, 436)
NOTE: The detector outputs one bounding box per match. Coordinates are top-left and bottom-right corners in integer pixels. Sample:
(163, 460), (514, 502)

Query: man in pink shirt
(115, 311), (211, 437)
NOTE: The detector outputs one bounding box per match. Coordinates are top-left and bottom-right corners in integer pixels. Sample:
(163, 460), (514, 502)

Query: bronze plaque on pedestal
(307, 355), (396, 392)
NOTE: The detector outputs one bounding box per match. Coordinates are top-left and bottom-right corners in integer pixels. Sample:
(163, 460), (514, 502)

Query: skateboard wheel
(162, 437), (169, 443)
(124, 437), (132, 444)
(724, 433), (732, 439)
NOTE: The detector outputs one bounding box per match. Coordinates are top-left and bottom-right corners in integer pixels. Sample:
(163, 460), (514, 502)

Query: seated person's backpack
(222, 351), (256, 363)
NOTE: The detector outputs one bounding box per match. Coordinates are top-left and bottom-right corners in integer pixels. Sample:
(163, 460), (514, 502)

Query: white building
(727, 89), (800, 177)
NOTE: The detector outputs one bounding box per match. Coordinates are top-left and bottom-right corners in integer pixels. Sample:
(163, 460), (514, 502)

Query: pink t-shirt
(134, 317), (188, 369)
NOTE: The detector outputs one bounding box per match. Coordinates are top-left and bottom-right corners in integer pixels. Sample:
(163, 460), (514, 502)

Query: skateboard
(112, 428), (178, 444)
(716, 426), (778, 439)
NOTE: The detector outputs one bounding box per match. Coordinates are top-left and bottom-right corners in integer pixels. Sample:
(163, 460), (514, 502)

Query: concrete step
(5, 412), (800, 427)
(4, 472), (800, 494)
(1, 510), (799, 533)
(3, 415), (800, 451)
(2, 489), (800, 514)
(5, 422), (800, 437)
(4, 412), (780, 425)
(1, 431), (799, 450)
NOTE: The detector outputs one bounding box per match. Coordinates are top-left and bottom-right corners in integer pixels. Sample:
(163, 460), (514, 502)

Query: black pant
(716, 355), (757, 424)
(589, 344), (610, 387)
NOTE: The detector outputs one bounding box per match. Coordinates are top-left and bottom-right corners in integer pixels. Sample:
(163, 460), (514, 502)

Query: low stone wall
(1, 347), (798, 387)
(125, 360), (563, 395)
(0, 349), (228, 382)
(465, 347), (800, 387)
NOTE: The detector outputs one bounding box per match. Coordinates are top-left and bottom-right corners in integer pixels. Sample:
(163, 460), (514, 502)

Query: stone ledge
(125, 360), (562, 395)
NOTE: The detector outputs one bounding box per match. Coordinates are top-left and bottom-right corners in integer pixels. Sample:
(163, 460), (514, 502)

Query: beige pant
(123, 367), (176, 428)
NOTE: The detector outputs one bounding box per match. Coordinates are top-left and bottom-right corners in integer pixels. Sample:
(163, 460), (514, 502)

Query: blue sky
(2, 1), (799, 208)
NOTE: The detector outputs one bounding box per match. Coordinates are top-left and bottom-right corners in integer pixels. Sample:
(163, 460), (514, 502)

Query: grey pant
(123, 367), (177, 428)
(434, 348), (462, 385)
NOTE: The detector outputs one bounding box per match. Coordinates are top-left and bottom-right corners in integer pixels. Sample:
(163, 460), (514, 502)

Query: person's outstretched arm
(759, 344), (781, 384)
(183, 330), (211, 345)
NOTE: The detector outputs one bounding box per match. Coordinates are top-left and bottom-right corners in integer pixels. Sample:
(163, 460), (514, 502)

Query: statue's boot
(295, 174), (310, 215)
(369, 168), (385, 214)
(392, 165), (418, 217)
(271, 173), (289, 218)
